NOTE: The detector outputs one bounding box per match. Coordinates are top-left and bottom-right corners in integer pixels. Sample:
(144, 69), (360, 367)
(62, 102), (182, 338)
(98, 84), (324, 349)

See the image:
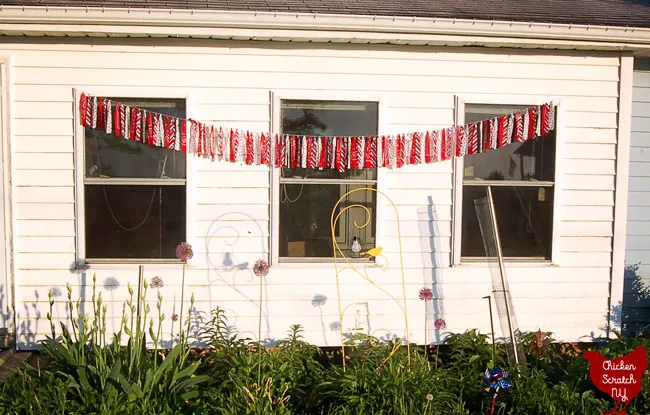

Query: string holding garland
(79, 93), (556, 172)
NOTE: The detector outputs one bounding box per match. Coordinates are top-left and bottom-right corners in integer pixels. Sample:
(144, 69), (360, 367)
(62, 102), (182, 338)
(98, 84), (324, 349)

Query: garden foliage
(1, 278), (650, 414)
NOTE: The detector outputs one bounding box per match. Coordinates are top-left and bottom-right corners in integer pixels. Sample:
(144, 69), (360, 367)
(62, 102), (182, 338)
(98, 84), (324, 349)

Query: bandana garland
(79, 93), (555, 172)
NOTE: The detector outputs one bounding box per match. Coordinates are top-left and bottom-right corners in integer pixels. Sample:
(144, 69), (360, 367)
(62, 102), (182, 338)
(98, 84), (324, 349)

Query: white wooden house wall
(624, 58), (650, 335)
(1, 38), (623, 348)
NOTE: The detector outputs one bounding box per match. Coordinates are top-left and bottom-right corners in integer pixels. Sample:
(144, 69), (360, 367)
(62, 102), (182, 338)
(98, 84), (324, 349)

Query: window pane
(279, 183), (376, 258)
(85, 99), (186, 179)
(281, 100), (378, 180)
(461, 186), (554, 259)
(85, 185), (186, 259)
(464, 104), (555, 182)
(281, 166), (377, 181)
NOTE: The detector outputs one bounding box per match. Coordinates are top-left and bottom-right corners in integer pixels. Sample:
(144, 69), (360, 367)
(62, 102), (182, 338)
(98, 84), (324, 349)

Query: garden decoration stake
(331, 187), (410, 372)
(483, 367), (512, 415)
(419, 287), (433, 348)
(484, 295), (497, 368)
(474, 188), (526, 366)
(254, 258), (270, 386)
(176, 241), (193, 346)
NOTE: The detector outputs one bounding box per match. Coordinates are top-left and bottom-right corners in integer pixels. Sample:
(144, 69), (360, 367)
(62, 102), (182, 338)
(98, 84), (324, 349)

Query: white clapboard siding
(624, 61), (650, 336)
(563, 174), (615, 191)
(13, 187), (74, 203)
(560, 236), (613, 252)
(564, 159), (616, 175)
(563, 127), (617, 144)
(563, 190), (615, 206)
(12, 136), (74, 153)
(4, 39), (621, 347)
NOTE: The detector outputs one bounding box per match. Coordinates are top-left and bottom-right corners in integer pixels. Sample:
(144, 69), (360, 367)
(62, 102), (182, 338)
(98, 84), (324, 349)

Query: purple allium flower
(419, 287), (433, 302)
(176, 242), (194, 262)
(433, 318), (446, 330)
(150, 276), (164, 289)
(253, 259), (270, 277)
(171, 314), (178, 322)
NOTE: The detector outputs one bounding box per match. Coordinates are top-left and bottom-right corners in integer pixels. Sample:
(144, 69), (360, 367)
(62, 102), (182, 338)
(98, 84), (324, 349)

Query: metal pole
(484, 295), (496, 366)
(486, 186), (520, 365)
(136, 265), (143, 325)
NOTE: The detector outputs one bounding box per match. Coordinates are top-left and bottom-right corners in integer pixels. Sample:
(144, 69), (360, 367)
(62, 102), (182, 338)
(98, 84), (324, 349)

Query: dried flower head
(419, 287), (433, 302)
(433, 318), (447, 330)
(426, 393), (433, 401)
(150, 276), (164, 289)
(253, 259), (270, 277)
(171, 314), (179, 322)
(176, 242), (194, 262)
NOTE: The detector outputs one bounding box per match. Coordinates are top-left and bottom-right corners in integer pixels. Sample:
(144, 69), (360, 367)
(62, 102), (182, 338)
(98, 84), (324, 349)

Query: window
(460, 104), (556, 260)
(279, 100), (378, 260)
(83, 98), (186, 260)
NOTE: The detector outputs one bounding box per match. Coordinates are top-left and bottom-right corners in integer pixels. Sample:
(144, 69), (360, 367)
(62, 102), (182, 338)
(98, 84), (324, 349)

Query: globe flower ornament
(434, 318), (446, 330)
(176, 242), (194, 262)
(253, 259), (270, 277)
(419, 287), (433, 302)
(150, 276), (164, 289)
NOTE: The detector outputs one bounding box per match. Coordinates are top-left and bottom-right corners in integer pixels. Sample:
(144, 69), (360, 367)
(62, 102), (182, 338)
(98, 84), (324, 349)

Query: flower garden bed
(1, 286), (650, 415)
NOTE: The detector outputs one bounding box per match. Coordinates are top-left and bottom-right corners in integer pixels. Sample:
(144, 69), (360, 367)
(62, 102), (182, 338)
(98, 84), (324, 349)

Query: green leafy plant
(321, 339), (463, 415)
(36, 274), (209, 414)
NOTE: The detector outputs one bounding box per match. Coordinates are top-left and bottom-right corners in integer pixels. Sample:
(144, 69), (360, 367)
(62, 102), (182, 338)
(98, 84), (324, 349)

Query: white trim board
(610, 54), (634, 337)
(0, 57), (14, 336)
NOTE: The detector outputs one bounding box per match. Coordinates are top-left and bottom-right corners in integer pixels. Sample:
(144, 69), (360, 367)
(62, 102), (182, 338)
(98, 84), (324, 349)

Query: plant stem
(424, 304), (431, 371)
(257, 273), (263, 386)
(179, 263), (186, 347)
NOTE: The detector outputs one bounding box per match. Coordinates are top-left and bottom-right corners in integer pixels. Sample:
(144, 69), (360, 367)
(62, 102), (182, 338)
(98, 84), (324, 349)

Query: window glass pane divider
(462, 180), (554, 187)
(279, 178), (377, 185)
(84, 178), (186, 186)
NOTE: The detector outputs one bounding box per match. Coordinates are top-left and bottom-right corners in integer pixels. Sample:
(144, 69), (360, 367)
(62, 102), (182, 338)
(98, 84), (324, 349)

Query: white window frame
(73, 88), (196, 264)
(451, 94), (565, 266)
(269, 91), (388, 265)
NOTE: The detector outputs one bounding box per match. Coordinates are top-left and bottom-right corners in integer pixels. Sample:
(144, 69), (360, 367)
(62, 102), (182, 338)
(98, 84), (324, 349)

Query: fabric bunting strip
(78, 92), (556, 172)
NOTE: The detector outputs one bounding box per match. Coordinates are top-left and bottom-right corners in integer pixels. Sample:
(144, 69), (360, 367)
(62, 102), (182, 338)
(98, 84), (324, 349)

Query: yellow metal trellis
(330, 187), (411, 371)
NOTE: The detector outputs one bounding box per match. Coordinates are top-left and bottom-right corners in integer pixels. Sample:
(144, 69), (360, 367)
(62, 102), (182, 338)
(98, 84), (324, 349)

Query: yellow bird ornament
(361, 246), (383, 257)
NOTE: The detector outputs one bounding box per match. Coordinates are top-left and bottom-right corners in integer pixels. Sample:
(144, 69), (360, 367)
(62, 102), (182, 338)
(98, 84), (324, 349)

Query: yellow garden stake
(330, 187), (411, 372)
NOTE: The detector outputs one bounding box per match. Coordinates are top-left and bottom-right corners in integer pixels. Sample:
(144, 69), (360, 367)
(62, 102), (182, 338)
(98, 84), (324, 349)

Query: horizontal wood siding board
(12, 51), (621, 81)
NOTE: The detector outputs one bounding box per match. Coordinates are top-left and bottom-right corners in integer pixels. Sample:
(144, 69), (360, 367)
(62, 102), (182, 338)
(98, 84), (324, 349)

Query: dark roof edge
(0, 5), (649, 51)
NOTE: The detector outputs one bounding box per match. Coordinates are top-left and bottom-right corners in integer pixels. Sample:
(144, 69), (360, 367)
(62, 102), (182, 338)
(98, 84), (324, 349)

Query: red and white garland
(79, 93), (555, 172)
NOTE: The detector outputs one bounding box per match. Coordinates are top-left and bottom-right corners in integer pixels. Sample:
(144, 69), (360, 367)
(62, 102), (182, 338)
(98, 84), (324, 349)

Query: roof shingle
(2, 0), (650, 29)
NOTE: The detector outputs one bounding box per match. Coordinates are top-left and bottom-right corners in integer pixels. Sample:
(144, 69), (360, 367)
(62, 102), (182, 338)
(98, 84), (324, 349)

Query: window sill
(275, 258), (381, 268)
(454, 260), (557, 268)
(83, 258), (186, 268)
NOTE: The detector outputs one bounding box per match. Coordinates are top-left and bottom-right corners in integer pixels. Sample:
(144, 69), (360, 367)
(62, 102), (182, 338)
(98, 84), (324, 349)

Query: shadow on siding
(620, 263), (650, 337)
(426, 195), (446, 345)
(202, 212), (269, 343)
